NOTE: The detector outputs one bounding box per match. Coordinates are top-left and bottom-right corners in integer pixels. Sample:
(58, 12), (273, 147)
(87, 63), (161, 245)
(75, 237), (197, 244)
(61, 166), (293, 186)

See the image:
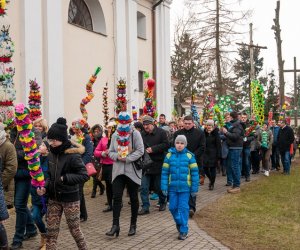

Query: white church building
(8, 0), (173, 125)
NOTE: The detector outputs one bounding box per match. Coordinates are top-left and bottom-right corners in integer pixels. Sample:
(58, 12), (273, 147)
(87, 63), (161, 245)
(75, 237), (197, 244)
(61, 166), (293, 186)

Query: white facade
(7, 0), (172, 126)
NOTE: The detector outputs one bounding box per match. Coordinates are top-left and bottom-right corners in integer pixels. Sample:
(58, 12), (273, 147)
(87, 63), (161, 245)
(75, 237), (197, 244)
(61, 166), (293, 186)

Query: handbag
(85, 162), (97, 176)
(131, 132), (153, 170)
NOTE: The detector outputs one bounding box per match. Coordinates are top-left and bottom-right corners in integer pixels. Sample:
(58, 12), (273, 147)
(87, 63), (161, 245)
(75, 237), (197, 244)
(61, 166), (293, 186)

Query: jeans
(31, 205), (47, 234)
(13, 177), (37, 244)
(140, 174), (166, 210)
(112, 175), (139, 226)
(242, 147), (251, 178)
(271, 145), (280, 169)
(280, 151), (291, 174)
(227, 149), (242, 188)
(169, 191), (190, 233)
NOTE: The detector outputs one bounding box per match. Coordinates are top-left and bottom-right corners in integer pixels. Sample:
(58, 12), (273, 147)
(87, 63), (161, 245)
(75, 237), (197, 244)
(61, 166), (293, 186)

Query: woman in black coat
(203, 120), (222, 190)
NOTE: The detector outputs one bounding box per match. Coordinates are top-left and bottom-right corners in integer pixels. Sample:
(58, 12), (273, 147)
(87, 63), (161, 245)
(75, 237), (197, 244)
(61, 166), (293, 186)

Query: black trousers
(0, 224), (8, 248)
(203, 166), (217, 185)
(251, 150), (261, 173)
(112, 175), (139, 226)
(92, 176), (105, 193)
(79, 183), (87, 220)
(102, 164), (113, 207)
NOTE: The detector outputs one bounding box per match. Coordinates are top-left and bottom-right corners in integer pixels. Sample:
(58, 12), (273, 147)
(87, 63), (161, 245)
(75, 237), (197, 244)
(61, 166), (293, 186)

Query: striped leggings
(46, 199), (87, 250)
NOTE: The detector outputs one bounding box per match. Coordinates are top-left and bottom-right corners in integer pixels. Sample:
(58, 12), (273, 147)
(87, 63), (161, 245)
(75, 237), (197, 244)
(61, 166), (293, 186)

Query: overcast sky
(170, 0), (300, 91)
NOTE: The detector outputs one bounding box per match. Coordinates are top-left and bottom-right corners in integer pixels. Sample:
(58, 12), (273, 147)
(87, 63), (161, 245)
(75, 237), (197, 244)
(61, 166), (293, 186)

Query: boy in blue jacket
(161, 135), (199, 240)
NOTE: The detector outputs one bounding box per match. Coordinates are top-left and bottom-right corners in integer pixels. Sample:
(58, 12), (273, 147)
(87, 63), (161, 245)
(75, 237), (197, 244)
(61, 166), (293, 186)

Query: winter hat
(205, 119), (214, 126)
(175, 135), (187, 147)
(47, 117), (68, 142)
(142, 115), (154, 125)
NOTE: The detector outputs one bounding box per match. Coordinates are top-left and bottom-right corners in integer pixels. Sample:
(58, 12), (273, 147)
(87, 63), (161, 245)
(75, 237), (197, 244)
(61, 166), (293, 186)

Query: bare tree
(271, 0), (285, 107)
(171, 18), (208, 116)
(185, 0), (251, 96)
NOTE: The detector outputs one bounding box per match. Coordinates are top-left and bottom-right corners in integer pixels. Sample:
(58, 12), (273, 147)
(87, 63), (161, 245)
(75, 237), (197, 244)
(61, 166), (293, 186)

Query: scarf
(50, 140), (72, 155)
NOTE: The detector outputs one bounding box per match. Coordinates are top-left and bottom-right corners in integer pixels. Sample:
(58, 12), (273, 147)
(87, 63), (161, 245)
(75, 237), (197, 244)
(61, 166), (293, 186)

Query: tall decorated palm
(0, 1), (16, 126)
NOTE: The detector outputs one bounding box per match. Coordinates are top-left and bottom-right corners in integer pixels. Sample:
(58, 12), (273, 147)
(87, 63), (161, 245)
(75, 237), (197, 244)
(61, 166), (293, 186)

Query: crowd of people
(0, 111), (296, 249)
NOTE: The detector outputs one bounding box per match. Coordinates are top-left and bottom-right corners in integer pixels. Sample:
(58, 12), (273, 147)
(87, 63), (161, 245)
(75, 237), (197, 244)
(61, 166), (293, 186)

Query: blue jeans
(280, 151), (291, 174)
(13, 178), (37, 243)
(169, 191), (190, 233)
(242, 147), (251, 178)
(140, 174), (166, 210)
(227, 149), (242, 187)
(31, 205), (47, 234)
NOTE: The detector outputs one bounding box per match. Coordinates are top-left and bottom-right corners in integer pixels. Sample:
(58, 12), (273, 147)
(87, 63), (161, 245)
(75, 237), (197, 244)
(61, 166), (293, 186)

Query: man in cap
(138, 115), (169, 215)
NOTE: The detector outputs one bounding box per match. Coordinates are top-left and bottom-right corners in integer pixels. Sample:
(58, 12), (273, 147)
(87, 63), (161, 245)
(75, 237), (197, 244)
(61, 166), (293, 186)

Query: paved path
(4, 173), (261, 249)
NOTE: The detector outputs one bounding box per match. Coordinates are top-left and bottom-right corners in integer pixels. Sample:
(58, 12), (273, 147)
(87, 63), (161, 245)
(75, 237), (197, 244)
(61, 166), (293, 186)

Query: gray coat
(109, 129), (144, 185)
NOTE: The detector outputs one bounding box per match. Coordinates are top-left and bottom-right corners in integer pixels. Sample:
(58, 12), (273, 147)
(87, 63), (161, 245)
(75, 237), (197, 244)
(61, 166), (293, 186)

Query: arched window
(68, 0), (107, 35)
(68, 0), (93, 31)
(137, 11), (146, 39)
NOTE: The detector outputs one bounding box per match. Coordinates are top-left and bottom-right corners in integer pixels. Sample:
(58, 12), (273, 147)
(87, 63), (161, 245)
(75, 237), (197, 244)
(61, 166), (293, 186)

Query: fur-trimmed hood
(65, 140), (85, 155)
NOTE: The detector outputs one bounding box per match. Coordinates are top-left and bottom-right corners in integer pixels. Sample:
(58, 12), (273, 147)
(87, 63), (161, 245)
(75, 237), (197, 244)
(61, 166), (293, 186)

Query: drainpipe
(152, 0), (164, 101)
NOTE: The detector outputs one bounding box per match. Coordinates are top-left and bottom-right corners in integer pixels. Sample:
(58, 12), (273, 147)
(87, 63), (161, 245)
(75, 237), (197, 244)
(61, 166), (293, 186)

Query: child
(30, 141), (49, 250)
(37, 117), (89, 249)
(161, 135), (199, 240)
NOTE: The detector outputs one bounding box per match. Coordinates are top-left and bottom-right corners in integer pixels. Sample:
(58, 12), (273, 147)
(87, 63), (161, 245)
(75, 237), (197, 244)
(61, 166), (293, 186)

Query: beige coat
(0, 138), (17, 208)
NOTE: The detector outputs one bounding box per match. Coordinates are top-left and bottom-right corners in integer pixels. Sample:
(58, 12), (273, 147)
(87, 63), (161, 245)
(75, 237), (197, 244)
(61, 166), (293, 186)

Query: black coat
(46, 146), (89, 202)
(278, 125), (294, 153)
(224, 120), (244, 148)
(141, 126), (169, 175)
(203, 128), (221, 168)
(173, 127), (206, 167)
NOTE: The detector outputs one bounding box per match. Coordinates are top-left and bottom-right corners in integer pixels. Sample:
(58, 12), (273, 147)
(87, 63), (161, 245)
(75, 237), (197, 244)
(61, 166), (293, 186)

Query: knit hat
(47, 117), (68, 142)
(142, 115), (154, 125)
(205, 119), (214, 126)
(175, 135), (187, 147)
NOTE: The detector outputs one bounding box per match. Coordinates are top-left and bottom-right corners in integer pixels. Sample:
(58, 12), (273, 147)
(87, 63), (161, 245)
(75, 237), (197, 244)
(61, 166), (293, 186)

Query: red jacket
(94, 137), (114, 165)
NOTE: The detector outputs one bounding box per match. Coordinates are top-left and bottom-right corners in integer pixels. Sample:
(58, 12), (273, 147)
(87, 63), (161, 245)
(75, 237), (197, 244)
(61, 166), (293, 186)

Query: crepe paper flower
(102, 83), (109, 127)
(14, 103), (45, 188)
(250, 80), (265, 125)
(80, 67), (101, 120)
(28, 79), (42, 121)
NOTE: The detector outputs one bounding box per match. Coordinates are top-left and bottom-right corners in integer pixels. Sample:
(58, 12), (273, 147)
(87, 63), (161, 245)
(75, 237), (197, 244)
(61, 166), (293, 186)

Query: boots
(200, 175), (205, 185)
(40, 233), (46, 250)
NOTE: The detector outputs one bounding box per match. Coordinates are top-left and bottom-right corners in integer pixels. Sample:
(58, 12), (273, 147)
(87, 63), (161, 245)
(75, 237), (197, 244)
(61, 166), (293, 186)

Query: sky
(170, 0), (300, 91)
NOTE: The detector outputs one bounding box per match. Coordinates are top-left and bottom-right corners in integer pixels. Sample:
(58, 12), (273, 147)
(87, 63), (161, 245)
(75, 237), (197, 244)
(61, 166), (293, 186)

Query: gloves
(162, 190), (168, 197)
(191, 192), (197, 198)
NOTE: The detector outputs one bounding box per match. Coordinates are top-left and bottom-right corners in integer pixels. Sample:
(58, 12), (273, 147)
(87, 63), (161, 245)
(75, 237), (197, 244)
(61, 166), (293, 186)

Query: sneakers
(159, 203), (166, 211)
(150, 193), (159, 200)
(264, 171), (269, 177)
(245, 176), (251, 182)
(227, 187), (240, 194)
(23, 231), (38, 241)
(10, 242), (23, 250)
(138, 208), (150, 215)
(178, 232), (188, 240)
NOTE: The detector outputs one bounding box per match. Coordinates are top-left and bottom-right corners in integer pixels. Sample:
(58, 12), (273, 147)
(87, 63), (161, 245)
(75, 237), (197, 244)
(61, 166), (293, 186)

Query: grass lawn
(195, 159), (300, 250)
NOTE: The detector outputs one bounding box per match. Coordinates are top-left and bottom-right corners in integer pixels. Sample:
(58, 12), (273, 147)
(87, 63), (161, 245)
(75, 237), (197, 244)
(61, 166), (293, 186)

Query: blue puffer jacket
(161, 147), (199, 193)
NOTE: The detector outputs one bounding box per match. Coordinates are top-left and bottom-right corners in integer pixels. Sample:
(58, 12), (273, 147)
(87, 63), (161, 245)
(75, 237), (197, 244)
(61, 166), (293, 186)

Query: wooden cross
(236, 23), (267, 112)
(283, 57), (300, 127)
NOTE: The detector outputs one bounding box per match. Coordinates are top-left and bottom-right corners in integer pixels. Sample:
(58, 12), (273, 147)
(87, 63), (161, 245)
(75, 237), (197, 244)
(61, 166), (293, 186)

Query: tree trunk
(272, 0), (285, 107)
(215, 0), (224, 96)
